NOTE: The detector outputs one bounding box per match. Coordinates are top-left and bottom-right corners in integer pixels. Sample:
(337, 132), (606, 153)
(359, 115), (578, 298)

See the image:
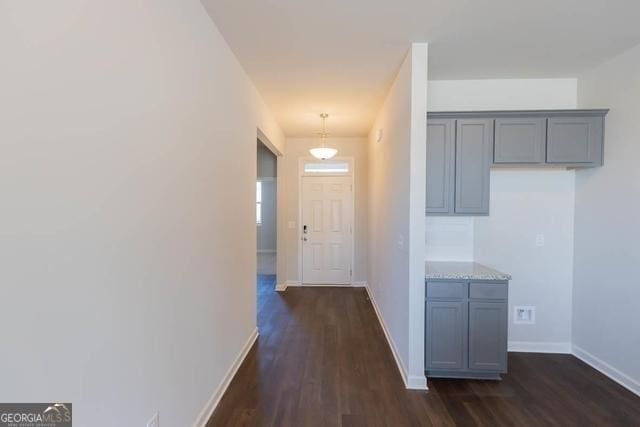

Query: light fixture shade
(309, 147), (338, 160)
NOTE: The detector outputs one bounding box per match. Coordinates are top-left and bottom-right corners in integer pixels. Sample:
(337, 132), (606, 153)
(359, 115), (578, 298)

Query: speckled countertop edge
(425, 261), (512, 281)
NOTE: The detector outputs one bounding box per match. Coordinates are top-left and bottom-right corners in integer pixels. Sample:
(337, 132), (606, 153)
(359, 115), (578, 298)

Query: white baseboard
(276, 280), (366, 293)
(364, 285), (427, 390)
(257, 249), (276, 254)
(300, 284), (354, 287)
(572, 344), (640, 397)
(192, 328), (259, 427)
(407, 375), (428, 389)
(508, 341), (571, 354)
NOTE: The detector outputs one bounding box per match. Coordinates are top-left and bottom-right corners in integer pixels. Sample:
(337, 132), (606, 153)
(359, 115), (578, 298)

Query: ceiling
(201, 0), (640, 137)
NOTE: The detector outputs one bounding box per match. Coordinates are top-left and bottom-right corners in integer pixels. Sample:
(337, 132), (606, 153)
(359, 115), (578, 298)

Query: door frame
(257, 128), (283, 290)
(297, 157), (355, 286)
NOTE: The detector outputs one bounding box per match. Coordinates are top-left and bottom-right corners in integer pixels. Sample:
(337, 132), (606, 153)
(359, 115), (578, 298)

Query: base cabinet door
(468, 301), (508, 372)
(425, 301), (467, 370)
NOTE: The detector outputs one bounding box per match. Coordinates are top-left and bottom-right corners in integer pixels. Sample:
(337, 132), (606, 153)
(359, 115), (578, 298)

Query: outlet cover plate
(514, 306), (536, 324)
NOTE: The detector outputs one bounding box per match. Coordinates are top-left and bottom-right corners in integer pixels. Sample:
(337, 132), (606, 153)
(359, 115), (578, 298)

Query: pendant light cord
(320, 113), (329, 148)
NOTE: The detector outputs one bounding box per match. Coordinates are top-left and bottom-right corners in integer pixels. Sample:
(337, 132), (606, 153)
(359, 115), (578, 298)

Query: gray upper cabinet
(455, 119), (492, 215)
(426, 120), (455, 214)
(425, 118), (492, 216)
(547, 116), (604, 165)
(494, 118), (546, 164)
(426, 110), (608, 217)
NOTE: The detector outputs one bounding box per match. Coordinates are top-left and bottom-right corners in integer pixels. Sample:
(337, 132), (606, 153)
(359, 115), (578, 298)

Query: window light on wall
(303, 162), (349, 173)
(256, 181), (262, 225)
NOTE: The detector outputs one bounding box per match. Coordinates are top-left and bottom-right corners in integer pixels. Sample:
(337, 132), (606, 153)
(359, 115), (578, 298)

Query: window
(303, 162), (349, 174)
(256, 181), (262, 225)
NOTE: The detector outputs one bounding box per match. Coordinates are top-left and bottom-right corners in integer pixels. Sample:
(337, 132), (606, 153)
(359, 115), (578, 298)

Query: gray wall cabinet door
(468, 301), (508, 372)
(426, 120), (455, 214)
(425, 301), (467, 370)
(454, 119), (493, 215)
(494, 118), (546, 164)
(547, 116), (604, 165)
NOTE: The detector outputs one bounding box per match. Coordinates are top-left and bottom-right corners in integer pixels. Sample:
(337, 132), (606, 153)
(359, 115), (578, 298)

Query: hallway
(206, 279), (640, 426)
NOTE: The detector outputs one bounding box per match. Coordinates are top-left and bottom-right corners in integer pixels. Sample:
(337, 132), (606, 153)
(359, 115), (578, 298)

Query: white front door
(301, 176), (353, 284)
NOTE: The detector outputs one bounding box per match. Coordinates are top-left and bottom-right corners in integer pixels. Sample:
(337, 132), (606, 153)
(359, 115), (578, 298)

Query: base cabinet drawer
(469, 282), (508, 300)
(427, 281), (467, 299)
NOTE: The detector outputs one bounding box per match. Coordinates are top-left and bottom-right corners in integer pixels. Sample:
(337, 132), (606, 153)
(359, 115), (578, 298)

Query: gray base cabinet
(425, 280), (509, 380)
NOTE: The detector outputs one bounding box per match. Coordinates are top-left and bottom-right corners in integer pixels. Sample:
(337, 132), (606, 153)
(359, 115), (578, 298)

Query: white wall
(0, 2), (284, 426)
(426, 78), (578, 350)
(283, 137), (368, 283)
(475, 170), (575, 349)
(257, 181), (277, 251)
(574, 43), (640, 393)
(368, 44), (428, 389)
(407, 44), (429, 385)
(428, 78), (577, 111)
(426, 217), (474, 261)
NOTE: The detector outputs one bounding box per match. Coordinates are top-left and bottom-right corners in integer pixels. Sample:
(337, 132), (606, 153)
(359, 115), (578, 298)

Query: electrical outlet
(514, 306), (536, 324)
(147, 412), (159, 427)
(535, 234), (545, 247)
(288, 221), (296, 229)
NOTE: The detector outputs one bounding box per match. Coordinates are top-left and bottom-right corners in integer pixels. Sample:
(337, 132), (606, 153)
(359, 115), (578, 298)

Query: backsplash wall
(425, 216), (474, 261)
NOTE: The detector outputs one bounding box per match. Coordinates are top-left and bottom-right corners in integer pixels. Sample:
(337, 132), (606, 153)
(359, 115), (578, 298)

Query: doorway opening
(299, 158), (354, 285)
(257, 140), (277, 297)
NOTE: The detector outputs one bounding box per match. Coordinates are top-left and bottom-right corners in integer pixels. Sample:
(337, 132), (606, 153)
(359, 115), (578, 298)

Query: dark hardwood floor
(207, 276), (640, 426)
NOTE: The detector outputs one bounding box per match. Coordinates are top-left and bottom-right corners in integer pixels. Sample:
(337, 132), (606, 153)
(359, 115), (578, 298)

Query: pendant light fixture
(309, 113), (338, 160)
